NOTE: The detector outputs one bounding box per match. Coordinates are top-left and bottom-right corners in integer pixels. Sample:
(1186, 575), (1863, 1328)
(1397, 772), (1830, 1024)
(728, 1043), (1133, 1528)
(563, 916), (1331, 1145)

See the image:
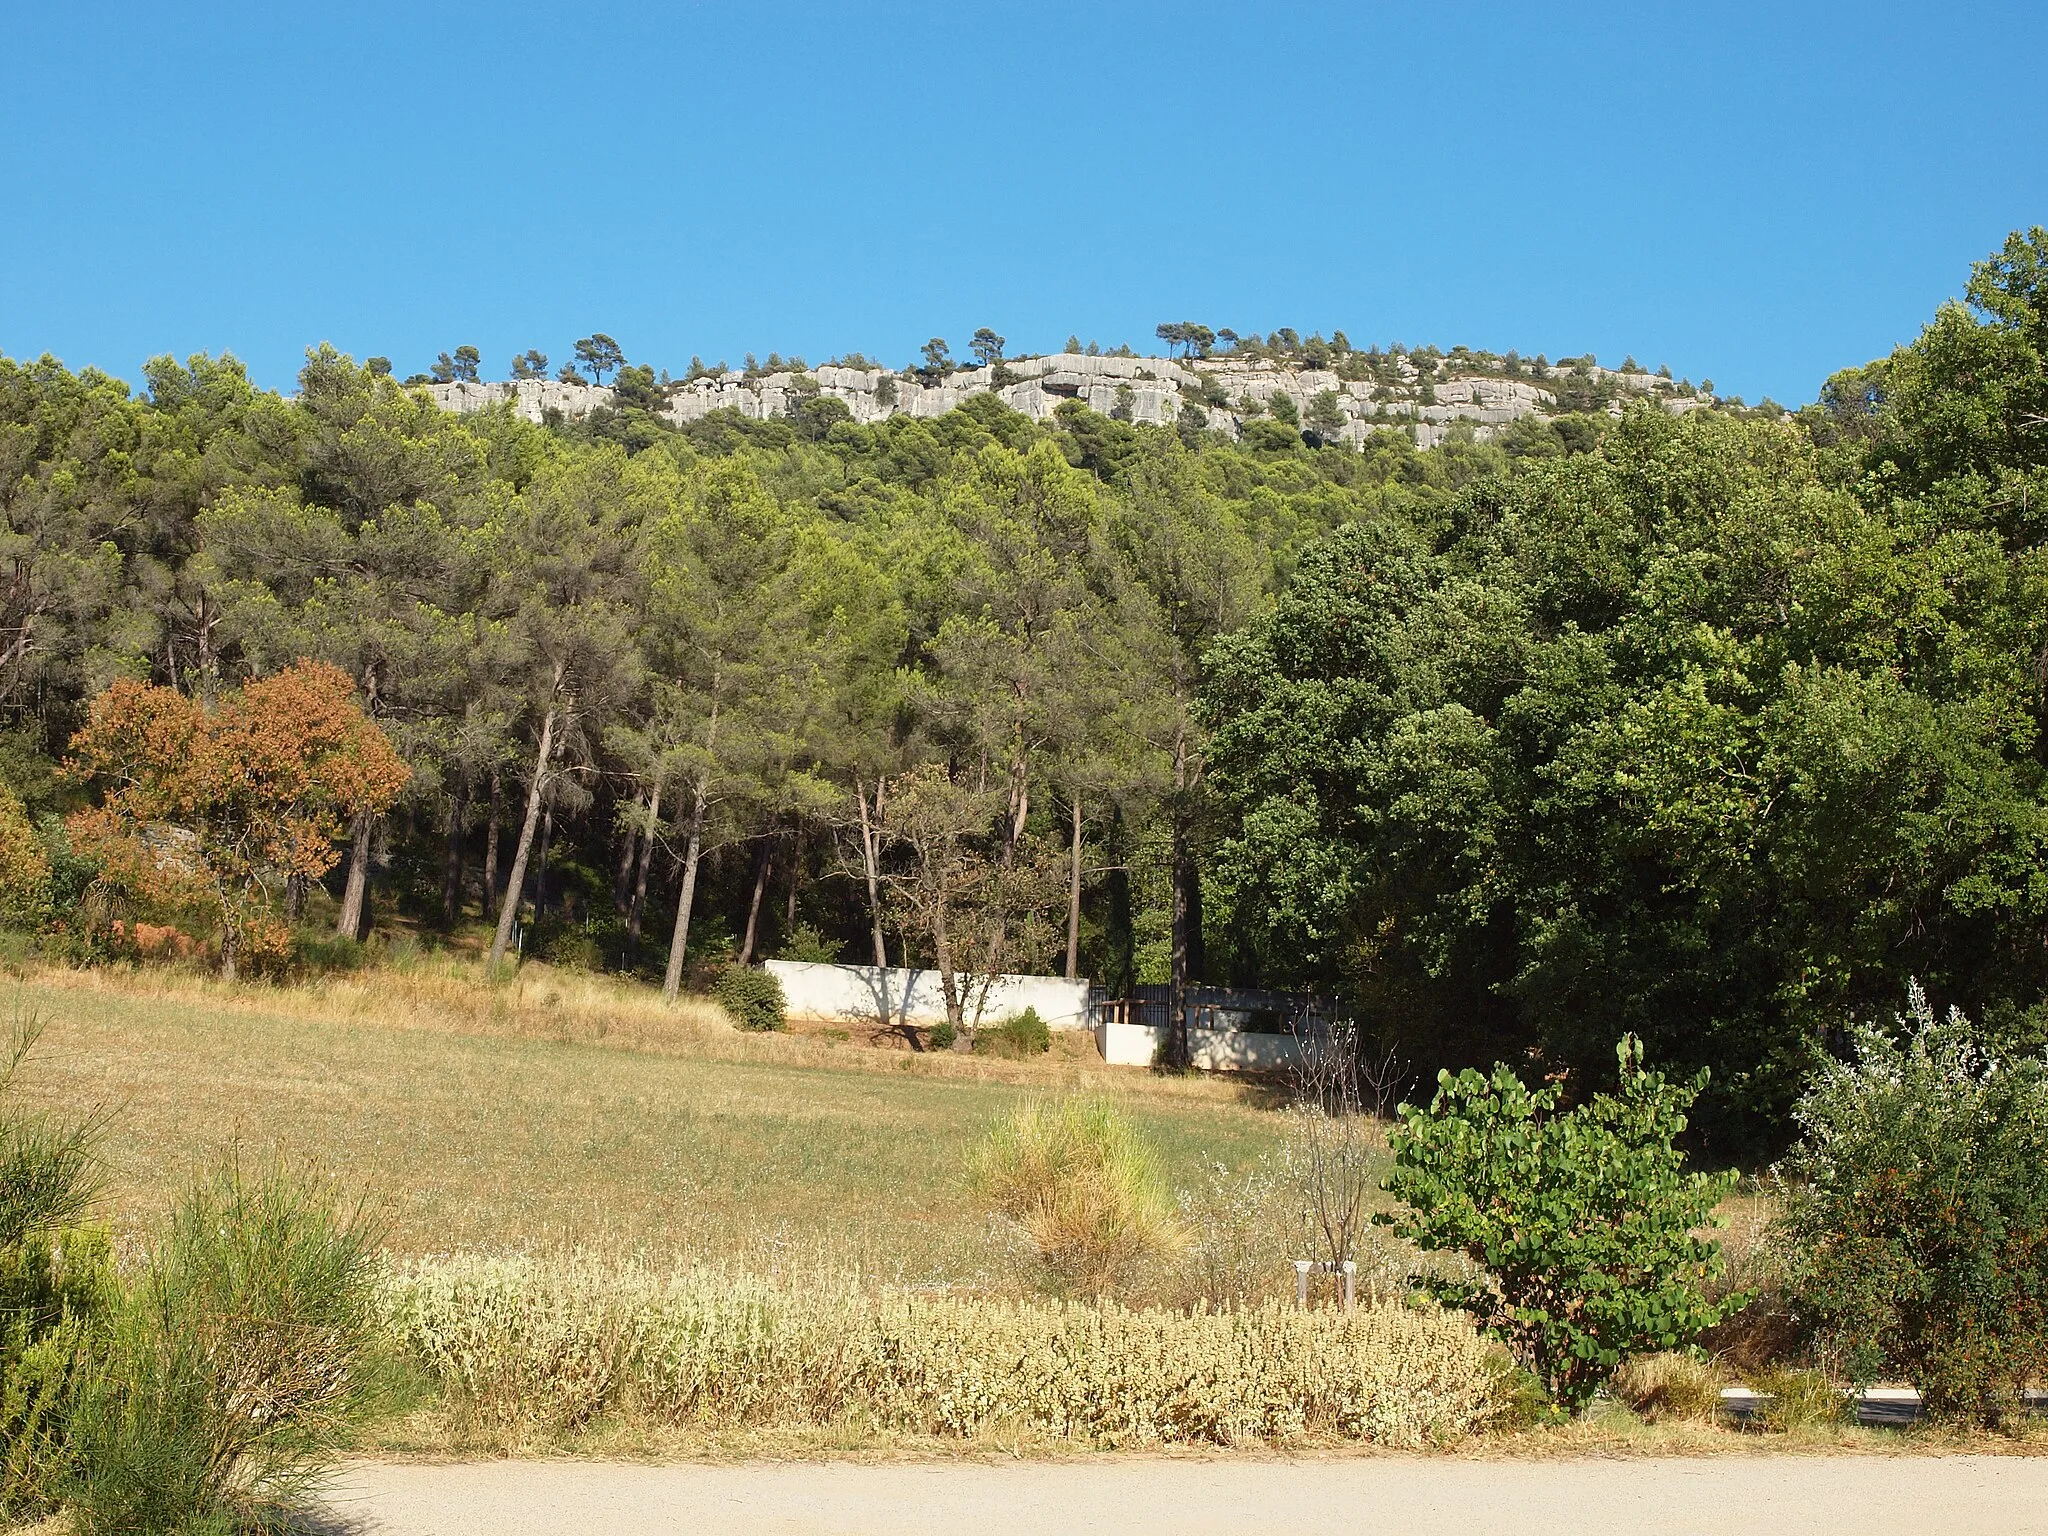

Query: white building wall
(764, 961), (1092, 1031)
(1093, 1021), (1305, 1073)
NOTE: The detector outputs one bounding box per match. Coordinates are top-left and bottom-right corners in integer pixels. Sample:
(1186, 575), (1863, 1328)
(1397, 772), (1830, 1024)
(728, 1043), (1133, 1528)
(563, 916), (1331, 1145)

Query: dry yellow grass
(5, 960), (1281, 1281)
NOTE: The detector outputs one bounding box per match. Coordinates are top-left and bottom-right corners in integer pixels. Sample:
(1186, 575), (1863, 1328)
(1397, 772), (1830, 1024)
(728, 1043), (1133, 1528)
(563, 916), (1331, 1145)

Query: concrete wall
(1093, 1021), (1305, 1074)
(764, 961), (1092, 1031)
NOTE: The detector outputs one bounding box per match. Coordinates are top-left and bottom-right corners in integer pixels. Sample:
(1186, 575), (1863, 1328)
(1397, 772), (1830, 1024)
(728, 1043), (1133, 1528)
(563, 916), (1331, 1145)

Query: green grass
(7, 963), (1282, 1285)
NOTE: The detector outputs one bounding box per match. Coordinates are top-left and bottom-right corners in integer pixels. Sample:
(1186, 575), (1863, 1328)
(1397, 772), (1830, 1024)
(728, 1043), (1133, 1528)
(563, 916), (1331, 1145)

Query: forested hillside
(5, 231), (2046, 1153)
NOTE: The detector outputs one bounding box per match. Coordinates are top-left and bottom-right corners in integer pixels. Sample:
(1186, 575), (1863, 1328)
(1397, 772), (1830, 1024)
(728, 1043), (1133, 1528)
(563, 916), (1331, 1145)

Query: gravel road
(331, 1455), (2047, 1535)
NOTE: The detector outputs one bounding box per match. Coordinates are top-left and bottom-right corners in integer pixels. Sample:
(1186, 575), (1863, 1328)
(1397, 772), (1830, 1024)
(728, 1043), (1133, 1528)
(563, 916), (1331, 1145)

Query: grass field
(6, 959), (1286, 1283)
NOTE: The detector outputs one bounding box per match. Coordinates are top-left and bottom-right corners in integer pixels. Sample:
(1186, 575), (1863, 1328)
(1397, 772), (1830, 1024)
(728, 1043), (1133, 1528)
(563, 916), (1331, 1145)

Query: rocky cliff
(430, 350), (1710, 449)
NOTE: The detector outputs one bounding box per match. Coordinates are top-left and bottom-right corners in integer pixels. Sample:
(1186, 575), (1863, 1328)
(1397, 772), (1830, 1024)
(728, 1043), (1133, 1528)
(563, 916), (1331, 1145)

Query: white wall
(764, 961), (1092, 1031)
(1094, 1021), (1304, 1074)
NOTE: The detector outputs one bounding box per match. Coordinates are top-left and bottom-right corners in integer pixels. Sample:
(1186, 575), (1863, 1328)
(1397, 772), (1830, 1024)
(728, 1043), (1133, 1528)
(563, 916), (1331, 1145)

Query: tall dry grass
(970, 1098), (1182, 1295)
(383, 1252), (1501, 1450)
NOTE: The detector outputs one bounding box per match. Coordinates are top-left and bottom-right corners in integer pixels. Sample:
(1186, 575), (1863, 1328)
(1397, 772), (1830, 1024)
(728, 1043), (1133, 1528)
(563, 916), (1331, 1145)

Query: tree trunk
(614, 787), (646, 913)
(626, 769), (664, 962)
(738, 840), (772, 965)
(785, 830), (801, 930)
(931, 872), (966, 1045)
(441, 783), (468, 925)
(1166, 722), (1193, 1070)
(661, 774), (709, 1003)
(483, 770), (503, 919)
(854, 772), (888, 968)
(285, 872), (307, 923)
(487, 697), (558, 974)
(533, 802), (554, 919)
(336, 813), (374, 942)
(1066, 794), (1083, 981)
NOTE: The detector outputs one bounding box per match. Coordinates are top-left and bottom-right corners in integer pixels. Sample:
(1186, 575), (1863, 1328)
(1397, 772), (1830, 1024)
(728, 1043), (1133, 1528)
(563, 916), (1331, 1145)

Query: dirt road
(333, 1455), (2046, 1535)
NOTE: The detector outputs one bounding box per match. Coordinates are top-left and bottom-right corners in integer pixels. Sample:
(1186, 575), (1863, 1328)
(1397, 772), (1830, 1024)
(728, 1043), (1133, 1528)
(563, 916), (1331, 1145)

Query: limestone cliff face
(428, 351), (1710, 447)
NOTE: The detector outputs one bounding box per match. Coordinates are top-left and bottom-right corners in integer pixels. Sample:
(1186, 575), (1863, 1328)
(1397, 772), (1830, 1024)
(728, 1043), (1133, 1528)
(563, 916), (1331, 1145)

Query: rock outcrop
(427, 350), (1712, 449)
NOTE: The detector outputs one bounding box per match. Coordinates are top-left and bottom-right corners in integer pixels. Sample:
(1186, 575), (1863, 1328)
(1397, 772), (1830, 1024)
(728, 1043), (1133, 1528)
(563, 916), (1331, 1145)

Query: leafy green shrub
(66, 1161), (383, 1535)
(295, 931), (370, 974)
(0, 787), (51, 932)
(1776, 983), (2048, 1423)
(971, 1097), (1181, 1295)
(776, 923), (839, 964)
(926, 1019), (956, 1051)
(974, 1007), (1051, 1058)
(712, 965), (785, 1032)
(1383, 1036), (1741, 1411)
(386, 1252), (1501, 1447)
(0, 1010), (115, 1520)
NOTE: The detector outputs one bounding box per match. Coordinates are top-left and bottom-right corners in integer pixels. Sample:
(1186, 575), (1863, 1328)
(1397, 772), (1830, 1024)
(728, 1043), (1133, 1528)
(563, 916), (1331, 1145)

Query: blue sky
(4, 3), (2044, 406)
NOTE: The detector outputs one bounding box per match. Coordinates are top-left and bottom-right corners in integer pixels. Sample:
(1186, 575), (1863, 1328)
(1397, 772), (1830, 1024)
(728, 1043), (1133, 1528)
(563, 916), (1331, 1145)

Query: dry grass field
(4, 959), (1285, 1280)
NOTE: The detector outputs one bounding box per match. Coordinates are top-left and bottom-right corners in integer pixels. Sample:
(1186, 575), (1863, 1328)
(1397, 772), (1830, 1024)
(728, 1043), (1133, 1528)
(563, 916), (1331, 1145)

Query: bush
(926, 1019), (956, 1051)
(385, 1252), (1501, 1448)
(1383, 1036), (1741, 1411)
(974, 1007), (1051, 1058)
(712, 965), (785, 1032)
(0, 788), (51, 932)
(66, 1161), (383, 1535)
(1775, 983), (2048, 1423)
(0, 1009), (115, 1520)
(776, 923), (839, 964)
(971, 1097), (1181, 1295)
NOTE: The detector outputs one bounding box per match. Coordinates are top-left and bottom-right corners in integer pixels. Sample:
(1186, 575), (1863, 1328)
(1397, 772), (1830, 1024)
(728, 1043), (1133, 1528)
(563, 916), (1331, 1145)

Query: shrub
(1751, 1367), (1846, 1431)
(970, 1097), (1181, 1295)
(1611, 1352), (1724, 1422)
(712, 965), (785, 1032)
(1383, 1036), (1741, 1411)
(385, 1252), (1502, 1448)
(66, 1161), (383, 1535)
(776, 923), (839, 964)
(926, 1019), (956, 1051)
(0, 1009), (115, 1520)
(1775, 983), (2048, 1423)
(973, 1007), (1050, 1058)
(0, 788), (51, 932)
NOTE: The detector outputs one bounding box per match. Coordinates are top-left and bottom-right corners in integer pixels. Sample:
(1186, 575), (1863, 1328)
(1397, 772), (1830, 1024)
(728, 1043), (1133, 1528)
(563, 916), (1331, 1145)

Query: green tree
(969, 329), (1006, 369)
(572, 334), (625, 387)
(1305, 389), (1346, 440)
(1384, 1036), (1740, 1411)
(510, 349), (549, 381)
(638, 456), (807, 1001)
(916, 338), (953, 386)
(1105, 444), (1268, 1066)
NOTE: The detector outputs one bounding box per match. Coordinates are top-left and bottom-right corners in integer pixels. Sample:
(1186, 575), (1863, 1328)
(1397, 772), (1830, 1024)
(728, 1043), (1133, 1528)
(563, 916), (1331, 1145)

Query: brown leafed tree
(64, 659), (409, 979)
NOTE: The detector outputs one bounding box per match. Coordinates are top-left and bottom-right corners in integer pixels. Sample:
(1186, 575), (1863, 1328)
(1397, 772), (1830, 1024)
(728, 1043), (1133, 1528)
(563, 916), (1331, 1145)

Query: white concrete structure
(764, 961), (1092, 1032)
(1093, 1021), (1305, 1074)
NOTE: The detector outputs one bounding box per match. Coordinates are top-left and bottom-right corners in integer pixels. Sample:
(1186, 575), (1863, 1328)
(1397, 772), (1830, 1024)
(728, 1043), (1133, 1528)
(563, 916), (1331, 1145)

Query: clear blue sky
(4, 3), (2044, 406)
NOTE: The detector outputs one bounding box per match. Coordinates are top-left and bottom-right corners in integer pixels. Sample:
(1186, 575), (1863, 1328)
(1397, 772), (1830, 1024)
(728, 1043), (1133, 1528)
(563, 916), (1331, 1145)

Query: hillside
(429, 346), (1714, 449)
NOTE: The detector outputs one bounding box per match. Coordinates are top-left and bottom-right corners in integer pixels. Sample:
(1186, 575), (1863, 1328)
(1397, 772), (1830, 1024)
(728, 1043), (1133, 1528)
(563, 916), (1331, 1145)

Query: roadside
(331, 1455), (2048, 1536)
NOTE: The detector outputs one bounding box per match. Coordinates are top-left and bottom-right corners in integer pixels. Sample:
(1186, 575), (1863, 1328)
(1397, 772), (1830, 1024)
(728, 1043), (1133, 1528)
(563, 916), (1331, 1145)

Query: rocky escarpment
(430, 350), (1711, 449)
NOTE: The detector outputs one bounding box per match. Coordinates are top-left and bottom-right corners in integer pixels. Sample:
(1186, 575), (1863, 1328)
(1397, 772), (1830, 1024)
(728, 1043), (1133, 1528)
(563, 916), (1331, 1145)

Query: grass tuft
(971, 1097), (1182, 1296)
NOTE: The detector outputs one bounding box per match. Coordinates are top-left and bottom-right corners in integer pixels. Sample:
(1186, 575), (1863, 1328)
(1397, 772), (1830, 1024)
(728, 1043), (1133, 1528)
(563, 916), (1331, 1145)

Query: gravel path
(332, 1455), (2047, 1535)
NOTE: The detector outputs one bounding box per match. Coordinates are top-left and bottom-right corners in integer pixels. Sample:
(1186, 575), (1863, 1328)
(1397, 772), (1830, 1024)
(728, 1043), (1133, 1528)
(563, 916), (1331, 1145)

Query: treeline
(0, 334), (1522, 1043)
(6, 228), (2046, 1151)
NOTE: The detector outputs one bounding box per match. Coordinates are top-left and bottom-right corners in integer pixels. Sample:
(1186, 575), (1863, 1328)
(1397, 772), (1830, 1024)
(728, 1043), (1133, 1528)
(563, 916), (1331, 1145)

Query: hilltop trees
(572, 334), (625, 387)
(1155, 323), (1216, 359)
